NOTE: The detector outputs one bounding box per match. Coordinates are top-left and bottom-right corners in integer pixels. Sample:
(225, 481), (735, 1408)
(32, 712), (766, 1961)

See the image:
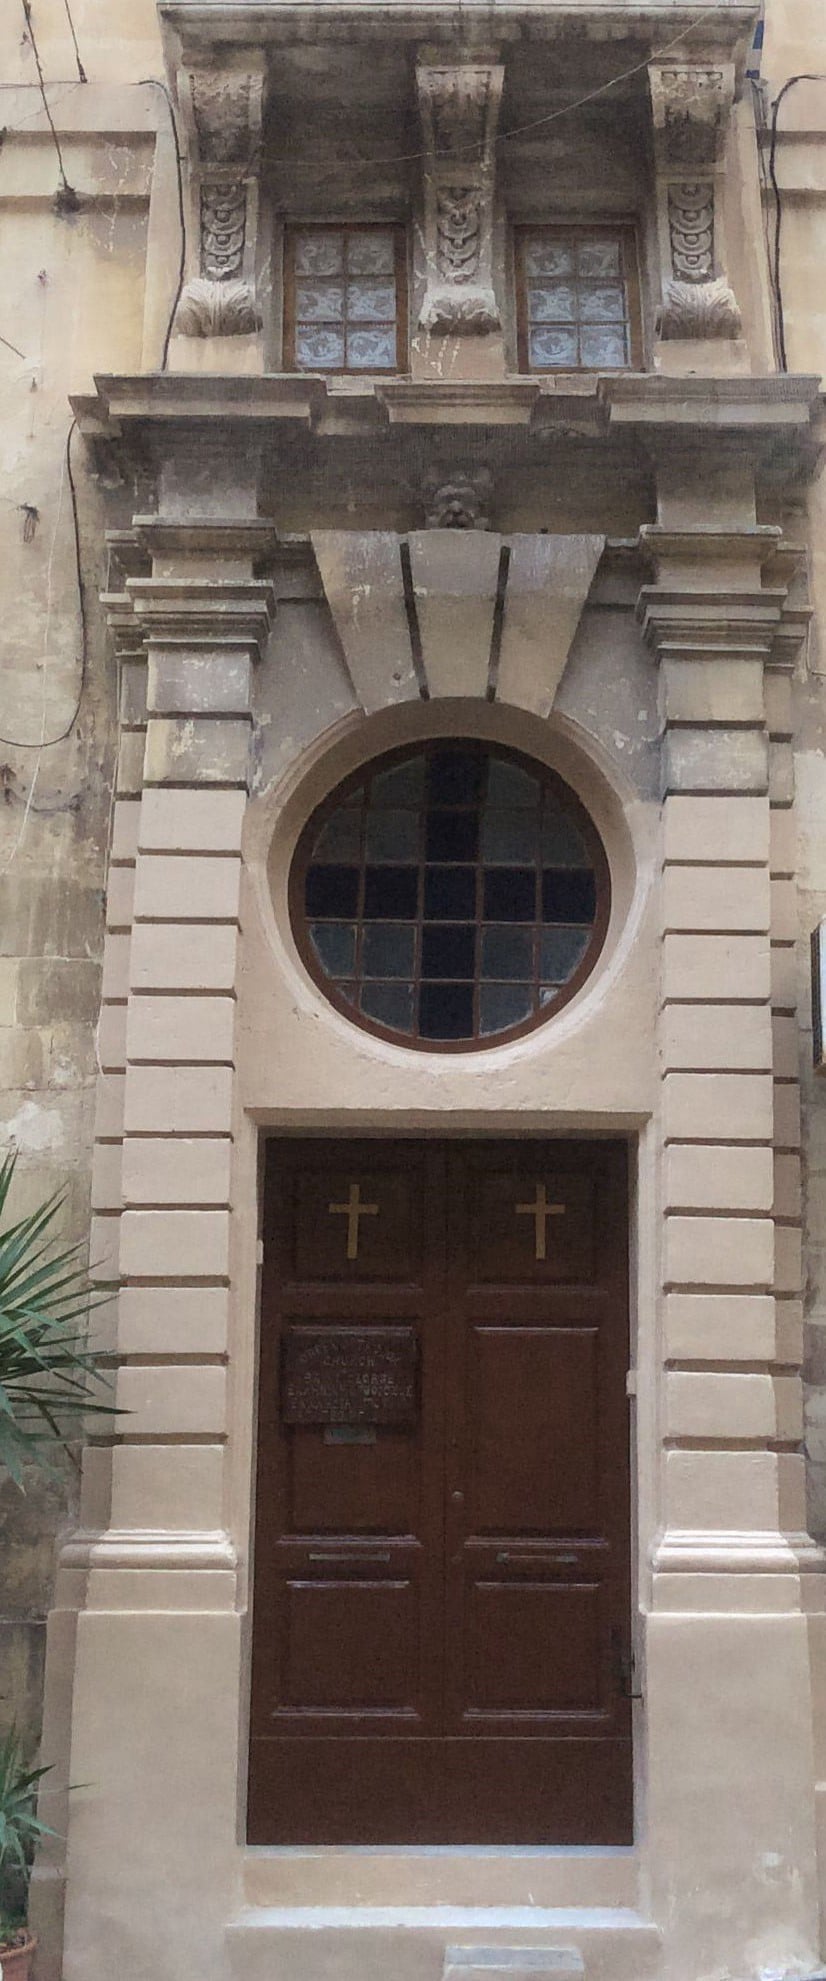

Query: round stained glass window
(290, 741), (610, 1050)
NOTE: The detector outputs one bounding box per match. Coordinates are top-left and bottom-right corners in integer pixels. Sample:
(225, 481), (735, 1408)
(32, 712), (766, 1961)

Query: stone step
(242, 1849), (639, 1912)
(226, 1905), (662, 1981)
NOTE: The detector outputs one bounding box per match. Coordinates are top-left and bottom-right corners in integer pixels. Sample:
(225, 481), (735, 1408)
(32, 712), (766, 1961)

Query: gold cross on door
(515, 1182), (566, 1261)
(328, 1181), (379, 1261)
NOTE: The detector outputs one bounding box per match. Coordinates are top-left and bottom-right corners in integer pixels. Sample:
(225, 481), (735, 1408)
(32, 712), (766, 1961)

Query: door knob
(451, 1489), (464, 1505)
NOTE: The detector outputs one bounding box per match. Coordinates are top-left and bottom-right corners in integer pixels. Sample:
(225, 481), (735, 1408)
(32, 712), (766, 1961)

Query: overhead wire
(19, 0), (79, 206)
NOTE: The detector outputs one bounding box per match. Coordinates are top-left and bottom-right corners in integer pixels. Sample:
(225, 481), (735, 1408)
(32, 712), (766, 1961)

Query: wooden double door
(249, 1139), (633, 1845)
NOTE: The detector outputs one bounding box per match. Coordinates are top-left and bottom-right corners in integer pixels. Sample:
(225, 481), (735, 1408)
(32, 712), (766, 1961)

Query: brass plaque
(280, 1327), (418, 1427)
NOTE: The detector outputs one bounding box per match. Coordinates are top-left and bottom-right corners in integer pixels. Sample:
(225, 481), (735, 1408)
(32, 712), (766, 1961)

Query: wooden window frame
(515, 222), (643, 375)
(284, 222), (409, 377)
(289, 740), (611, 1056)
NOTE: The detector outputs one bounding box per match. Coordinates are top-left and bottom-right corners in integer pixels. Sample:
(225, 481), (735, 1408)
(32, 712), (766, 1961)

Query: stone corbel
(648, 62), (742, 342)
(415, 61), (504, 337)
(172, 59), (266, 340)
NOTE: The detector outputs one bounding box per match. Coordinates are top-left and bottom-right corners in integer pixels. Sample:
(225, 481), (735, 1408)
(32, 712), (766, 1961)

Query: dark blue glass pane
(425, 811), (479, 862)
(363, 866), (418, 918)
(423, 867), (476, 919)
(421, 925), (475, 980)
(360, 982), (414, 1031)
(540, 927), (590, 980)
(310, 923), (356, 975)
(371, 758), (425, 805)
(479, 983), (533, 1035)
(483, 868), (536, 922)
(481, 927), (533, 980)
(419, 981), (475, 1039)
(485, 760), (540, 808)
(306, 864), (359, 917)
(362, 923), (416, 978)
(426, 748), (483, 806)
(542, 869), (596, 923)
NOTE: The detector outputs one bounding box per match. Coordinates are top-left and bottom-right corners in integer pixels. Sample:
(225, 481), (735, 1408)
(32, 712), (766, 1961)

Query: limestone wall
(0, 0), (161, 1742)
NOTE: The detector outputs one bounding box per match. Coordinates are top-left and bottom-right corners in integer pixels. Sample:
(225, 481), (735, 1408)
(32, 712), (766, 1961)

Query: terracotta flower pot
(0, 1930), (37, 1980)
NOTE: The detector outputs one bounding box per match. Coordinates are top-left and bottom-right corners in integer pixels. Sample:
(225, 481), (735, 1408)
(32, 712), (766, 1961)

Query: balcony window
(284, 224), (407, 374)
(516, 226), (641, 373)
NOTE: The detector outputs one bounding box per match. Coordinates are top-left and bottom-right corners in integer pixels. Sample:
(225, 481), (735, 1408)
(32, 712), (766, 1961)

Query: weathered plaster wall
(760, 5), (826, 1538)
(0, 0), (160, 1741)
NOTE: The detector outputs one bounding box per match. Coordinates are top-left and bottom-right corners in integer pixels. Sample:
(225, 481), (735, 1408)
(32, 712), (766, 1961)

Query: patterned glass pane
(347, 281), (396, 322)
(524, 239), (574, 277)
(347, 231), (395, 275)
(579, 283), (626, 322)
(529, 326), (578, 368)
(346, 326), (397, 369)
(580, 324), (627, 368)
(296, 743), (604, 1047)
(577, 239), (620, 277)
(295, 282), (345, 322)
(295, 232), (344, 275)
(296, 326), (345, 368)
(529, 282), (577, 323)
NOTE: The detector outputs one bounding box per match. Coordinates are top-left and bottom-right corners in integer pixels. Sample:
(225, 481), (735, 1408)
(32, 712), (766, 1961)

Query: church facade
(4, 1), (826, 1977)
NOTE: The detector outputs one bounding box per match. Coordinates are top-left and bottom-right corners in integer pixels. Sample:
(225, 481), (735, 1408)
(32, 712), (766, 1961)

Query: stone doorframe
(31, 372), (826, 1981)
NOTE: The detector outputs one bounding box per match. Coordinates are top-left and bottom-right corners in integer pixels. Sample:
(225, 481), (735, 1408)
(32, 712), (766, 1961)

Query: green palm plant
(0, 1150), (112, 1487)
(0, 1725), (54, 1946)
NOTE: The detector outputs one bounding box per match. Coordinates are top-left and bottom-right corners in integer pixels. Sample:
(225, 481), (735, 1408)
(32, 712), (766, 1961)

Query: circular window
(291, 741), (610, 1050)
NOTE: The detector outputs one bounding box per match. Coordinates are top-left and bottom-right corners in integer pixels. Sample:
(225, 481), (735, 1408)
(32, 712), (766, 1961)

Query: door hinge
(611, 1625), (643, 1701)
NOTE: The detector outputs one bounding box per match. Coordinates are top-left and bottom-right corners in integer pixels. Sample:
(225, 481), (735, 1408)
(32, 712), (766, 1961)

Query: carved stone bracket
(416, 61), (504, 337)
(173, 60), (266, 340)
(648, 62), (741, 342)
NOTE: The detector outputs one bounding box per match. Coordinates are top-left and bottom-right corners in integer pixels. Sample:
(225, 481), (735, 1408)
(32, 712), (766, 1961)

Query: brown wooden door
(249, 1139), (632, 1845)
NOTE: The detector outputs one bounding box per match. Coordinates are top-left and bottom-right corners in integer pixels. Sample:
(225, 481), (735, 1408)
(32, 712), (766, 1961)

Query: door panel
(249, 1137), (632, 1844)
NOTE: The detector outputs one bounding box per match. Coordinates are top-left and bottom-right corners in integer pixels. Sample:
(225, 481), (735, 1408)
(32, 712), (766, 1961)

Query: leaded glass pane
(529, 326), (577, 367)
(346, 327), (396, 369)
(481, 810), (537, 863)
(296, 282), (345, 321)
(579, 282), (625, 321)
(362, 923), (416, 979)
(365, 808), (419, 862)
(577, 239), (620, 277)
(524, 239), (574, 277)
(580, 324), (627, 368)
(479, 983), (533, 1035)
(295, 231), (344, 275)
(347, 231), (395, 274)
(360, 982), (414, 1029)
(529, 282), (577, 322)
(312, 807), (363, 861)
(348, 281), (396, 322)
(296, 326), (345, 369)
(481, 927), (533, 980)
(310, 922), (357, 975)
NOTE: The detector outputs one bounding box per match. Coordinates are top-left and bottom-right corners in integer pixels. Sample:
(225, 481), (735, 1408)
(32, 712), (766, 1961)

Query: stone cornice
(160, 0), (757, 65)
(75, 371), (823, 443)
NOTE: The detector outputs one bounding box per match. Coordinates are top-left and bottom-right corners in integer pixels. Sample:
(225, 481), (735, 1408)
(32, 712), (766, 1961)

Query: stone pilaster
(638, 524), (819, 1590)
(170, 57), (267, 358)
(67, 519), (275, 1606)
(415, 58), (503, 350)
(648, 62), (742, 347)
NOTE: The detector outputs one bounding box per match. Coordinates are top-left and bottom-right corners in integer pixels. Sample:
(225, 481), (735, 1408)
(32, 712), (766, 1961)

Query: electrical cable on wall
(0, 420), (88, 751)
(767, 73), (826, 373)
(136, 79), (187, 366)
